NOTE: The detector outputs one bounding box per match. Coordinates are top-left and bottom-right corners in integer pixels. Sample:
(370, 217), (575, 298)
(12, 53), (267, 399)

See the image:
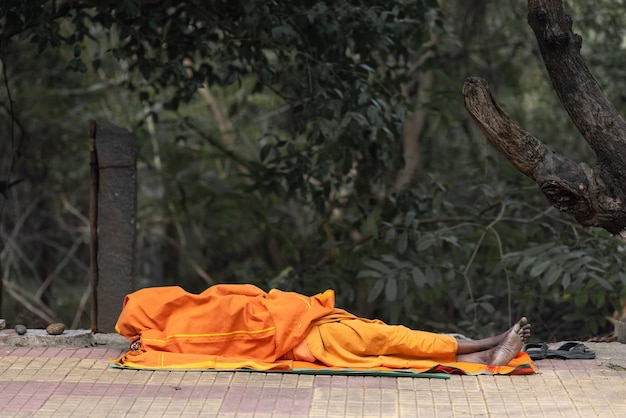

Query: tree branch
(527, 0), (626, 170)
(462, 77), (549, 180)
(463, 1), (626, 239)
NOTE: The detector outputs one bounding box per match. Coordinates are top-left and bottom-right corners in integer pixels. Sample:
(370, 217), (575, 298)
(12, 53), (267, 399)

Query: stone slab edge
(0, 329), (94, 347)
(0, 328), (129, 348)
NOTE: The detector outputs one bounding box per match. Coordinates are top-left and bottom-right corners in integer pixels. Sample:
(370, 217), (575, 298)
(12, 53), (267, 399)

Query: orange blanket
(112, 285), (535, 375)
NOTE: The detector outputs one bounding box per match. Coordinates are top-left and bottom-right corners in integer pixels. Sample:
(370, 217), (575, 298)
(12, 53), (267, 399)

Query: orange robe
(113, 284), (535, 375)
(114, 284), (335, 370)
(304, 310), (459, 368)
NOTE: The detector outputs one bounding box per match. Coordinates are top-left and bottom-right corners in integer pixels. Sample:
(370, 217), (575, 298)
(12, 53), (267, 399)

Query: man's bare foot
(495, 317), (530, 345)
(456, 317), (531, 365)
(455, 317), (531, 355)
(487, 317), (528, 366)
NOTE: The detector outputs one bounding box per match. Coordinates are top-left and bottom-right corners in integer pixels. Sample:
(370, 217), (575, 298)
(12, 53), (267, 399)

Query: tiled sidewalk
(1, 343), (626, 417)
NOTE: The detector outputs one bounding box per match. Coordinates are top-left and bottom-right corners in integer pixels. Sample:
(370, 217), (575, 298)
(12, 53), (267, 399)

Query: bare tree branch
(463, 0), (626, 239)
(527, 0), (626, 169)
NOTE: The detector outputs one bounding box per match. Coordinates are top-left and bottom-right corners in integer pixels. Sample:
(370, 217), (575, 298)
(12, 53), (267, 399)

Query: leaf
(366, 105), (380, 124)
(515, 257), (536, 275)
(393, 103), (407, 121)
(357, 270), (382, 279)
(480, 302), (495, 314)
(523, 242), (556, 257)
(441, 235), (459, 247)
(424, 266), (441, 285)
(412, 267), (426, 287)
(385, 278), (398, 301)
(384, 227), (396, 242)
(397, 231), (408, 254)
(65, 58), (87, 73)
(222, 71), (237, 85)
(543, 265), (562, 287)
(361, 207), (381, 239)
(398, 278), (408, 299)
(76, 60), (87, 73)
(562, 272), (571, 289)
(350, 112), (369, 127)
(380, 254), (401, 265)
(260, 143), (274, 162)
(416, 234), (435, 251)
(362, 259), (391, 274)
(465, 302), (478, 312)
(590, 273), (613, 291)
(319, 119), (333, 140)
(404, 211), (416, 228)
(574, 292), (588, 306)
(368, 279), (384, 302)
(530, 260), (551, 278)
(564, 258), (586, 275)
(592, 291), (605, 309)
(271, 24), (298, 41)
(551, 249), (584, 264)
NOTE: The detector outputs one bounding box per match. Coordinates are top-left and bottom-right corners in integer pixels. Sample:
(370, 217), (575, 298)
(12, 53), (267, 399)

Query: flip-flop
(522, 342), (548, 360)
(545, 342), (595, 359)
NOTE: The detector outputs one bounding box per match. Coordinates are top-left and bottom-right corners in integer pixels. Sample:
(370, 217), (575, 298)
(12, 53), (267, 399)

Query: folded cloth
(112, 284), (536, 376)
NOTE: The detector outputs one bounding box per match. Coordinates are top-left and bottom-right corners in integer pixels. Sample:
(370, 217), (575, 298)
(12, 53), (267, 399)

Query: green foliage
(351, 180), (625, 339)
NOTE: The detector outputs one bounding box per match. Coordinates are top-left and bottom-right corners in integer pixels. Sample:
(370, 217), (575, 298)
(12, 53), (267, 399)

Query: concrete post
(93, 121), (137, 333)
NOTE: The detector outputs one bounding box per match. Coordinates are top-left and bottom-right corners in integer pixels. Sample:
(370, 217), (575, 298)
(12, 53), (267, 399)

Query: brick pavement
(1, 343), (626, 417)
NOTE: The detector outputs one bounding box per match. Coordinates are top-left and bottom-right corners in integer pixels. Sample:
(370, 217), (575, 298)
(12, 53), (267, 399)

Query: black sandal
(522, 342), (549, 360)
(545, 342), (595, 359)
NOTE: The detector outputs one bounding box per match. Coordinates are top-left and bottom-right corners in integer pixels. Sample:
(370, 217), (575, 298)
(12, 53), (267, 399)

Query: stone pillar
(93, 121), (137, 333)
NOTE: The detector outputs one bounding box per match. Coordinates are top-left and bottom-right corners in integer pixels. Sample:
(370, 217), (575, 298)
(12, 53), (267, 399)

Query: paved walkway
(1, 336), (626, 417)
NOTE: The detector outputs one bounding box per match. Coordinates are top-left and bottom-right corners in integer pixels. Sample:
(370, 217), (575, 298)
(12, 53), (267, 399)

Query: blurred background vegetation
(1, 0), (625, 341)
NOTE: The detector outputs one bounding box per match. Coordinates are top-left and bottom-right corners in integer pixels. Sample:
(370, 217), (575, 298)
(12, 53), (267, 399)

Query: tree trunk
(463, 0), (626, 241)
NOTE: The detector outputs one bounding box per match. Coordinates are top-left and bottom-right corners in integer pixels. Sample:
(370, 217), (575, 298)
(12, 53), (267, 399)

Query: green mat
(109, 362), (449, 379)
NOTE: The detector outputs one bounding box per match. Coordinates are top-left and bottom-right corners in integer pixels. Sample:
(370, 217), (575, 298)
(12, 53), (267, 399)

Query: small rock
(0, 319), (5, 330)
(46, 323), (65, 335)
(15, 324), (27, 335)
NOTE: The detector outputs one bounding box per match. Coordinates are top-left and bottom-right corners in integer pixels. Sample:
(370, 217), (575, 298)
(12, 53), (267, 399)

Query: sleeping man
(113, 284), (533, 374)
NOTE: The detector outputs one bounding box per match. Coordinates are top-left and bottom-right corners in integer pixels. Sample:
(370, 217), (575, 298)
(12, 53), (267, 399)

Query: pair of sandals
(523, 342), (596, 360)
